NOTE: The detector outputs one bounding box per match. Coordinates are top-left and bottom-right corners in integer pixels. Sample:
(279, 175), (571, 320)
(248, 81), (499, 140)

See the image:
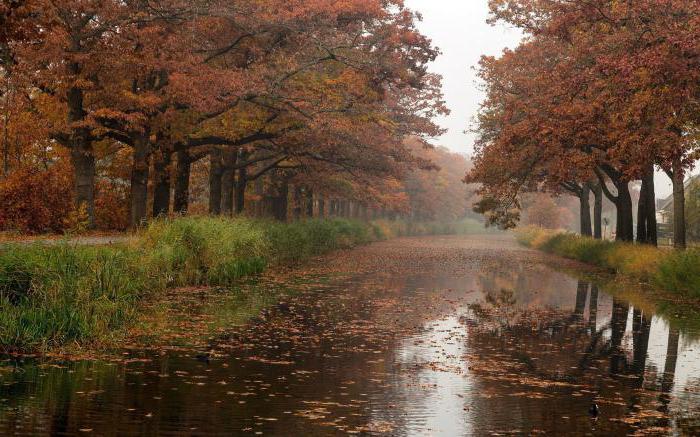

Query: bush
(516, 226), (700, 298)
(0, 164), (74, 234)
(139, 217), (269, 286)
(94, 179), (130, 231)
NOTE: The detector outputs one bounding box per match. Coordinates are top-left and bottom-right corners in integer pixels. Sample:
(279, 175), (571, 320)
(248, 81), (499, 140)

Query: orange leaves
(0, 163), (73, 234)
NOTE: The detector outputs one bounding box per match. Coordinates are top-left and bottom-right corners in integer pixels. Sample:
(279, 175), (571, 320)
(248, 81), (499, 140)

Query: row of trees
(0, 0), (470, 233)
(467, 0), (700, 248)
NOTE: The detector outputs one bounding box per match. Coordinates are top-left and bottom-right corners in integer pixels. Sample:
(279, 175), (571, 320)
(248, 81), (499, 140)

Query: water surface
(1, 236), (699, 435)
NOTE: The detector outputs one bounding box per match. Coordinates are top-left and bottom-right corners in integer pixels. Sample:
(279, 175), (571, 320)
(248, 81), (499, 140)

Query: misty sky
(405, 0), (681, 198)
(404, 0), (522, 154)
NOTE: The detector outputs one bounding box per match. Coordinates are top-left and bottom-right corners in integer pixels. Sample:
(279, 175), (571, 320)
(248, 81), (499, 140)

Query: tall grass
(0, 244), (149, 351)
(0, 216), (484, 353)
(517, 226), (700, 298)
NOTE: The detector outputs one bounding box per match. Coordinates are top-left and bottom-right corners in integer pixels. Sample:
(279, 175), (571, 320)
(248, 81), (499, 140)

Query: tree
(1, 0), (450, 232)
(523, 194), (573, 230)
(469, 0), (700, 245)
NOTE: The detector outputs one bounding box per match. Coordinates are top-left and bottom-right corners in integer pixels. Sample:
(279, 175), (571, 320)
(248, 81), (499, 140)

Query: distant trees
(468, 0), (700, 248)
(522, 194), (573, 231)
(0, 0), (471, 233)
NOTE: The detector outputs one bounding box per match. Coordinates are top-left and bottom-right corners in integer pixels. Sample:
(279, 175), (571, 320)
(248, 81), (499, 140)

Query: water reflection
(462, 274), (700, 435)
(0, 254), (699, 435)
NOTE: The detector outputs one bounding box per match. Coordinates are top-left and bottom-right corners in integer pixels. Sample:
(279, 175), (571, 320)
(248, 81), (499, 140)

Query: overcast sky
(404, 0), (522, 155)
(404, 0), (681, 198)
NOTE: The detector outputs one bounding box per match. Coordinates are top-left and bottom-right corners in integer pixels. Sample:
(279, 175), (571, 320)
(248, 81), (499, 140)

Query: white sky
(404, 0), (522, 155)
(405, 0), (682, 198)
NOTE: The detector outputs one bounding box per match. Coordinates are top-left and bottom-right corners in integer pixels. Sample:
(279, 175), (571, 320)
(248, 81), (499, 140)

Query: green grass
(0, 216), (485, 353)
(517, 226), (700, 298)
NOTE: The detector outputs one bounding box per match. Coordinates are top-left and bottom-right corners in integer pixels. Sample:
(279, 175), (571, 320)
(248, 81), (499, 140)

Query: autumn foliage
(0, 0), (471, 234)
(468, 0), (700, 248)
(0, 164), (73, 234)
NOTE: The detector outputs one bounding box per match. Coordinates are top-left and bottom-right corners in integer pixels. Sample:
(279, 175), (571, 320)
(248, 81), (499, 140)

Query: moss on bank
(516, 226), (700, 298)
(0, 217), (480, 353)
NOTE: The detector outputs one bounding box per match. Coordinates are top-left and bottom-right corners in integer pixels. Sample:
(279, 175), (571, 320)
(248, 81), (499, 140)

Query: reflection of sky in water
(672, 332), (700, 400)
(392, 316), (473, 436)
(378, 265), (700, 435)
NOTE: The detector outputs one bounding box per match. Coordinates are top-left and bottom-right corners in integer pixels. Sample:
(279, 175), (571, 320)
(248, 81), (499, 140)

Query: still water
(1, 237), (699, 436)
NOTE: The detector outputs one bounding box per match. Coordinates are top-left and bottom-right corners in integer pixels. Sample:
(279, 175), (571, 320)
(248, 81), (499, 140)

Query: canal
(1, 236), (699, 435)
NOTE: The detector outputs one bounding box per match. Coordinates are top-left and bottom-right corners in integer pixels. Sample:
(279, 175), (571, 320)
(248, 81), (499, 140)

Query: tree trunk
(671, 159), (686, 249)
(293, 186), (303, 220)
(67, 81), (96, 228)
(173, 150), (191, 215)
(234, 167), (247, 214)
(637, 166), (658, 246)
(220, 149), (237, 215)
(70, 144), (96, 228)
(272, 175), (289, 222)
(209, 149), (223, 215)
(645, 171), (658, 246)
(318, 197), (325, 218)
(306, 189), (314, 218)
(579, 184), (592, 237)
(615, 181), (634, 242)
(129, 135), (151, 229)
(637, 178), (648, 244)
(152, 150), (172, 218)
(593, 183), (603, 239)
(253, 176), (264, 217)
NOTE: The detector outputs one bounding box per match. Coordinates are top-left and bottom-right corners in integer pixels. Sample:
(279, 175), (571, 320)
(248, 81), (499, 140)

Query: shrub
(0, 164), (74, 234)
(139, 217), (269, 286)
(94, 179), (130, 231)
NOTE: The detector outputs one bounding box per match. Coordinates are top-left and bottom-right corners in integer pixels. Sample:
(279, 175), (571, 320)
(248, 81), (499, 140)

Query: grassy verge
(516, 226), (700, 298)
(0, 216), (482, 353)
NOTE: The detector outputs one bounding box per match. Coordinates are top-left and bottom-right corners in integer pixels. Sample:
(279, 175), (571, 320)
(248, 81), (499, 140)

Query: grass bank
(516, 226), (700, 298)
(0, 217), (482, 353)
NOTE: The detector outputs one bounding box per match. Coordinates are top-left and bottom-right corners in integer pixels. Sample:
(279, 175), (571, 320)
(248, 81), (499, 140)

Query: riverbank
(516, 226), (700, 298)
(0, 217), (486, 354)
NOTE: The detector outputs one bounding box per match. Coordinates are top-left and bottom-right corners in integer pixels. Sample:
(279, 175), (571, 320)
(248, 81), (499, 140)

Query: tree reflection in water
(464, 278), (694, 435)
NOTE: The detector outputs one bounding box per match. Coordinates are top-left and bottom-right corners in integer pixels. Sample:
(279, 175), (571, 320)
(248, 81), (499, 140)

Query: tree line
(0, 0), (471, 233)
(467, 0), (700, 248)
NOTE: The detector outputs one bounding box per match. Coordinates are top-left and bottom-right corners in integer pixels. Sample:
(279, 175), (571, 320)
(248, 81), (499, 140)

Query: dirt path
(0, 233), (131, 247)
